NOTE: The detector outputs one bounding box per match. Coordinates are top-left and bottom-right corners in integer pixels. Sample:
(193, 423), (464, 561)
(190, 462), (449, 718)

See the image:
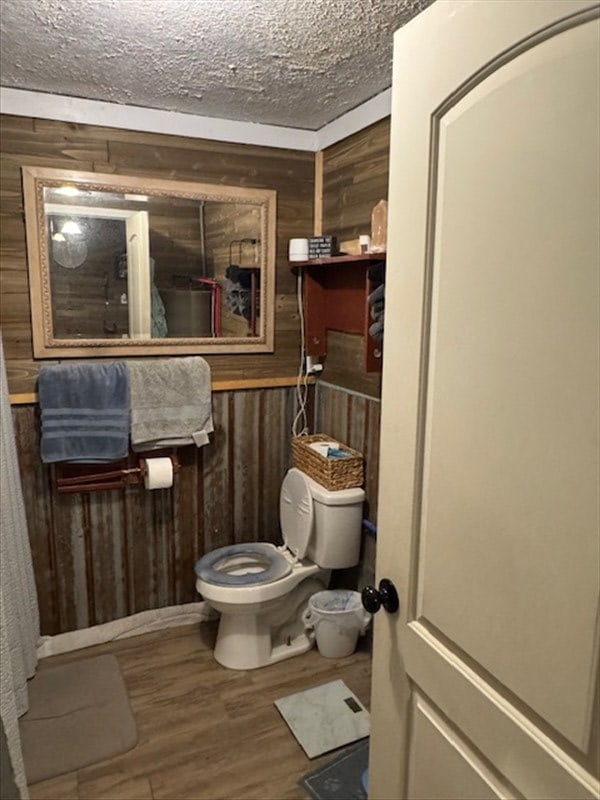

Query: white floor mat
(274, 679), (370, 759)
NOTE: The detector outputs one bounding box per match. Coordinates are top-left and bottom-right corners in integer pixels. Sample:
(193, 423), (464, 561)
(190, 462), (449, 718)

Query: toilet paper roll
(143, 457), (174, 490)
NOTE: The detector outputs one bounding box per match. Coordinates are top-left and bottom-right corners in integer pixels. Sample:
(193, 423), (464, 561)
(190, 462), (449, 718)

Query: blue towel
(38, 362), (130, 463)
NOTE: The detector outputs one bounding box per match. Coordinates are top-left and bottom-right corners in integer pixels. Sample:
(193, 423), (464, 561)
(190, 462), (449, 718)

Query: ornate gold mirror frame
(22, 166), (277, 357)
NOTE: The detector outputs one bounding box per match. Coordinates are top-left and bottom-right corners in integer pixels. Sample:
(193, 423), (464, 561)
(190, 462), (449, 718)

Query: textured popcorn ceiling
(0, 0), (432, 130)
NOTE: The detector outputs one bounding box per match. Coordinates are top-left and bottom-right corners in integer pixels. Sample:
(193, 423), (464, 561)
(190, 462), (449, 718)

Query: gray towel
(38, 362), (130, 463)
(127, 357), (213, 451)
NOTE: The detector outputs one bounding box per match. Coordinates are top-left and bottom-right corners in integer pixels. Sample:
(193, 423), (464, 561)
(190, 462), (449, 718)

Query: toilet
(194, 467), (365, 670)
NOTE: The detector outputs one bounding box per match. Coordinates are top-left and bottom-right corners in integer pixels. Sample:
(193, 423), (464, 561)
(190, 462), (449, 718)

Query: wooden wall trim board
(8, 375), (313, 405)
(314, 150), (324, 236)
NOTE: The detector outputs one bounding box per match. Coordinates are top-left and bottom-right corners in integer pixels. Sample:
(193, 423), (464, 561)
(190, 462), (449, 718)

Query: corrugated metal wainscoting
(13, 388), (296, 636)
(315, 382), (381, 589)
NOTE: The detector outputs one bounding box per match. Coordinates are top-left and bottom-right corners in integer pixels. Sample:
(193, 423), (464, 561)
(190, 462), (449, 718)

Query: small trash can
(302, 590), (371, 658)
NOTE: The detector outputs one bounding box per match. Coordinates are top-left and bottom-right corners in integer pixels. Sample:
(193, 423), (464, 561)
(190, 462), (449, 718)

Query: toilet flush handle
(361, 579), (400, 614)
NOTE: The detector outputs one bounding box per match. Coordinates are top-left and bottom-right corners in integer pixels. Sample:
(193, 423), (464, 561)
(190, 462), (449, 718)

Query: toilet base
(214, 613), (314, 670)
(212, 576), (327, 670)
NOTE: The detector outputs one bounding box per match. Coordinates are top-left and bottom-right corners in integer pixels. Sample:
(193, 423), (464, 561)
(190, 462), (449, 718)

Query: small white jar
(289, 238), (309, 261)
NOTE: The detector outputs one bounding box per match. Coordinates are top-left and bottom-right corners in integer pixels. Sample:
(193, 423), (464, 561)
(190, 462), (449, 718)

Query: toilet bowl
(195, 468), (365, 670)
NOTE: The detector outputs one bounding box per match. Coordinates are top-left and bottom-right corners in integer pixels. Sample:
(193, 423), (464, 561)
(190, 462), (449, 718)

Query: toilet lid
(194, 543), (291, 586)
(279, 468), (313, 559)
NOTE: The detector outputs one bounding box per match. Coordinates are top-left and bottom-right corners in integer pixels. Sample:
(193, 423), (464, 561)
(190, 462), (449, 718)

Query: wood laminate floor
(28, 622), (372, 800)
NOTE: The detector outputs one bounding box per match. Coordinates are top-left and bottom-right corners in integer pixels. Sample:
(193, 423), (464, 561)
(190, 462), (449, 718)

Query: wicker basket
(291, 434), (363, 491)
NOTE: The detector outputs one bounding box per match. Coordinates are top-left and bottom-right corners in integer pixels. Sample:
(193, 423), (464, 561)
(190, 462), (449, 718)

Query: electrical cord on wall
(292, 269), (310, 437)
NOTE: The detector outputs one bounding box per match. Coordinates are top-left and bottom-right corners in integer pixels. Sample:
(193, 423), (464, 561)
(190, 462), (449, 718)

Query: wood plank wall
(319, 118), (391, 398)
(0, 115), (313, 394)
(13, 387), (297, 636)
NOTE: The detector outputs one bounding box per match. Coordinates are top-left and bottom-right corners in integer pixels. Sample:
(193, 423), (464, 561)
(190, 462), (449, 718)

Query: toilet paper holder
(55, 453), (180, 493)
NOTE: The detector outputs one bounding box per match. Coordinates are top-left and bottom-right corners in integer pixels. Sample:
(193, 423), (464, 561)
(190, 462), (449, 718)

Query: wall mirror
(22, 166), (276, 357)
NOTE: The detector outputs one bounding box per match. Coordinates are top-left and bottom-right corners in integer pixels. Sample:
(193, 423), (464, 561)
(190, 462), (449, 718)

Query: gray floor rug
(300, 738), (369, 800)
(19, 653), (137, 784)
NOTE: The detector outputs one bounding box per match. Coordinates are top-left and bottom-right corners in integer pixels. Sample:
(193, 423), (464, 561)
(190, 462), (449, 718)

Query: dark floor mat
(300, 738), (369, 800)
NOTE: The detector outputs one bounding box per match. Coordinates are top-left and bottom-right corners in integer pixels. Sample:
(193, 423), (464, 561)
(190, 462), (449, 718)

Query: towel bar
(55, 454), (180, 493)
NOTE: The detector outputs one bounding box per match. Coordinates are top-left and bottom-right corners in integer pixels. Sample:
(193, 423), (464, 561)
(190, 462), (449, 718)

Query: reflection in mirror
(22, 167), (276, 357)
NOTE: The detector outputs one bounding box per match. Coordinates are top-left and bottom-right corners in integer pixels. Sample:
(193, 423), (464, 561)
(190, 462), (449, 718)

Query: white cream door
(370, 2), (600, 799)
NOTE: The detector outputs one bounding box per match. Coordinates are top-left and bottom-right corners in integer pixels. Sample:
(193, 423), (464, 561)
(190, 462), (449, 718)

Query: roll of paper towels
(144, 457), (174, 489)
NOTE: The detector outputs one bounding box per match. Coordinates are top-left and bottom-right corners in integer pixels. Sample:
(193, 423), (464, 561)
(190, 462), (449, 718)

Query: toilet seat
(196, 470), (317, 589)
(195, 543), (292, 587)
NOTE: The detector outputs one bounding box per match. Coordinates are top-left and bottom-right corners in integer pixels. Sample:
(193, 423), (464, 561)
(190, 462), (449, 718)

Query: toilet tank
(304, 473), (365, 569)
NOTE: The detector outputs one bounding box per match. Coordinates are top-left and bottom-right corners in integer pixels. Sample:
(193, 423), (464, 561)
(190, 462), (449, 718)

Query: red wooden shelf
(292, 254), (386, 372)
(292, 254), (386, 267)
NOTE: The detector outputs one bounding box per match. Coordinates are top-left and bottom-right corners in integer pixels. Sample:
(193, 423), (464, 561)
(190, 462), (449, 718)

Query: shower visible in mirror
(22, 166), (276, 357)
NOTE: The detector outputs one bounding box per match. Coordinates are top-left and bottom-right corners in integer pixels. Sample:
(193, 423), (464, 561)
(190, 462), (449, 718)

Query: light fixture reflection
(61, 220), (82, 235)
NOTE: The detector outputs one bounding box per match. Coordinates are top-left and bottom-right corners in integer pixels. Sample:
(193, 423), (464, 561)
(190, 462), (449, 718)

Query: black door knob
(361, 579), (400, 614)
